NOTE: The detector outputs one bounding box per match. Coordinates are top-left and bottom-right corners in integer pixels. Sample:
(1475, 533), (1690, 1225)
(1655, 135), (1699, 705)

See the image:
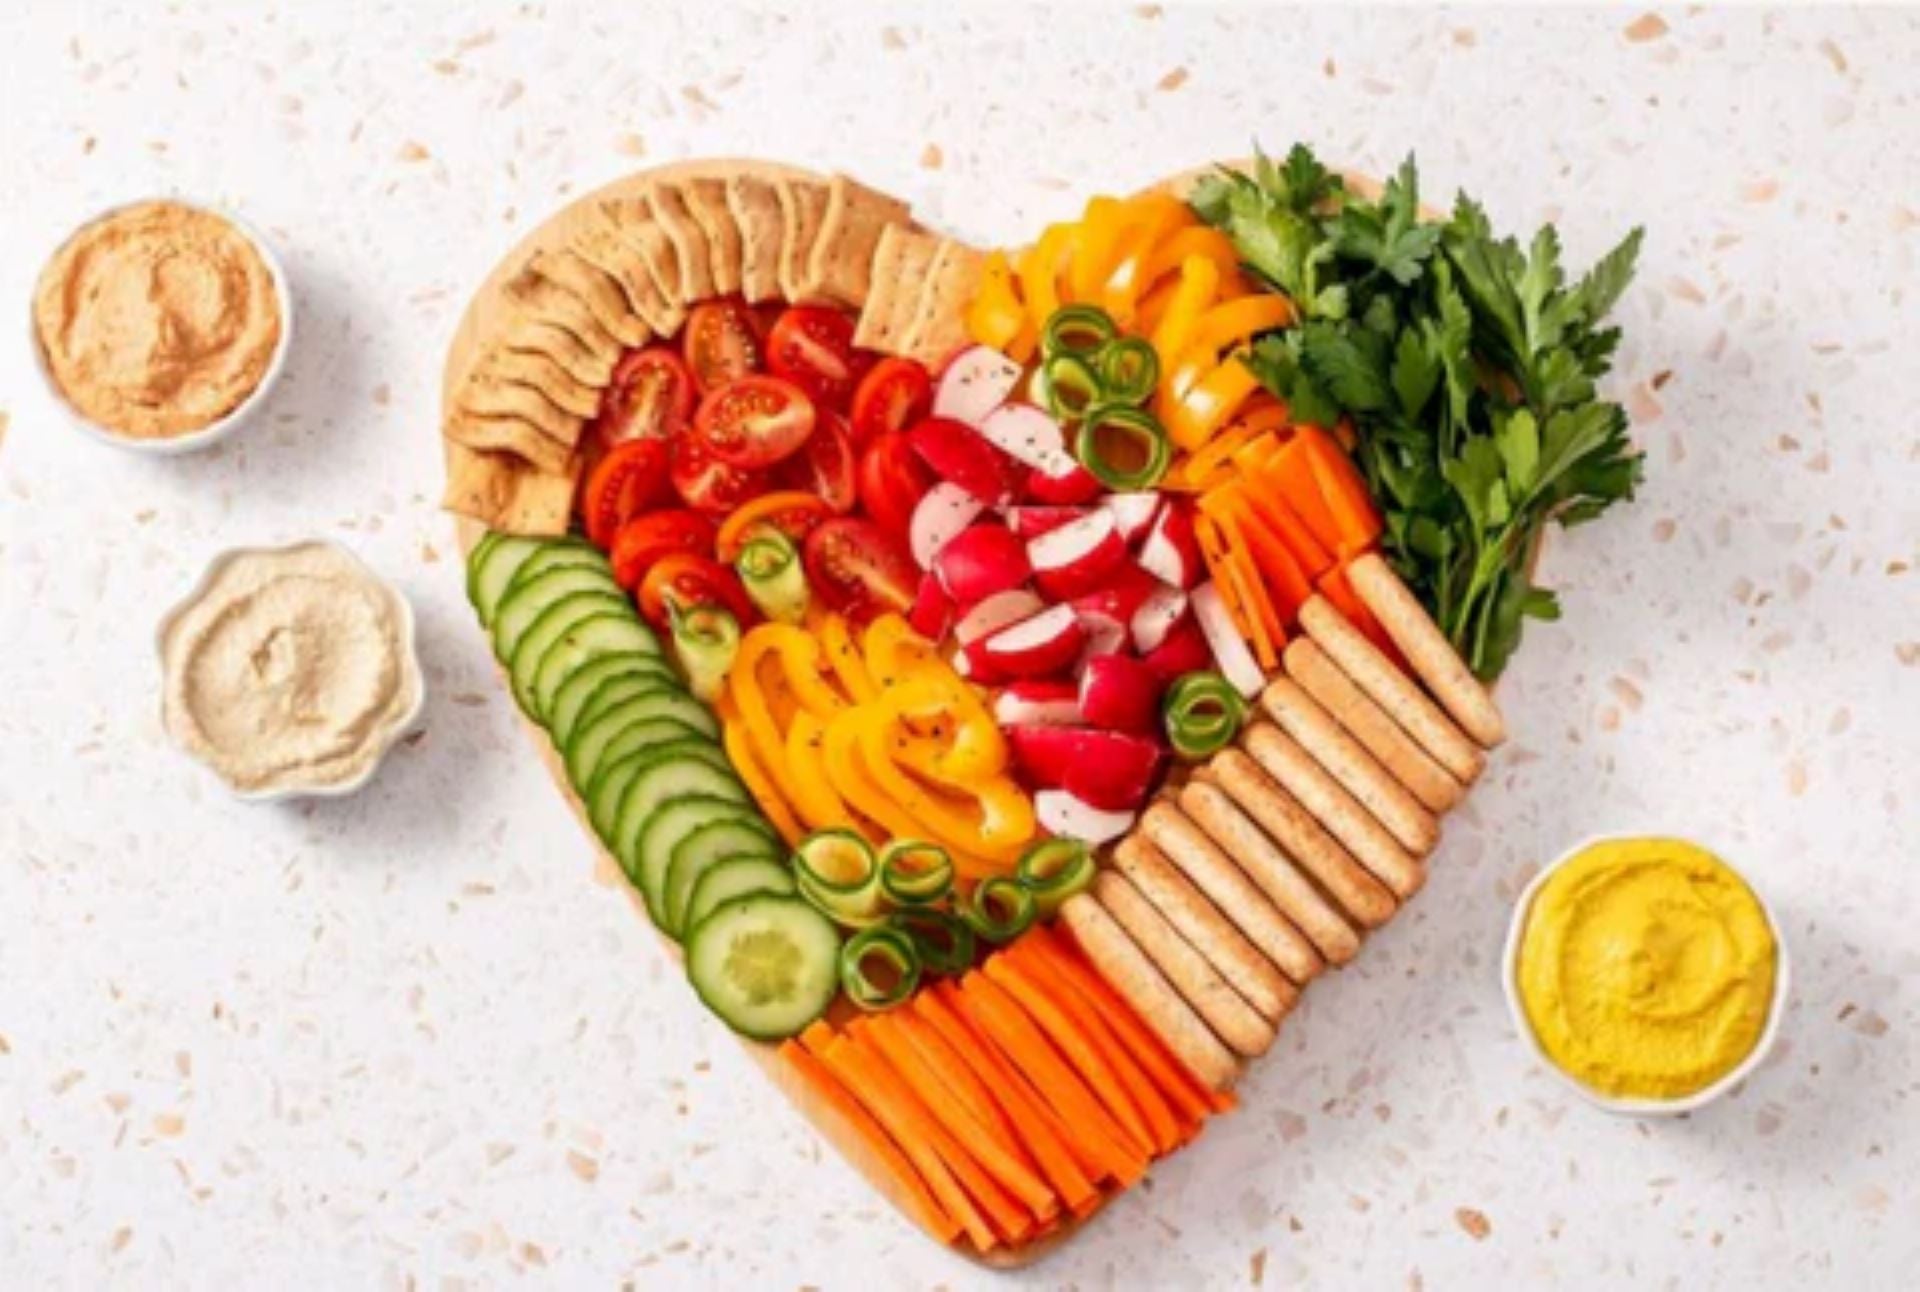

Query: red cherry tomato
(669, 433), (772, 517)
(580, 439), (670, 550)
(802, 518), (918, 622)
(777, 410), (857, 513)
(636, 553), (755, 629)
(766, 306), (863, 409)
(683, 298), (764, 392)
(848, 357), (932, 446)
(608, 509), (716, 591)
(694, 375), (817, 470)
(592, 347), (696, 447)
(855, 431), (935, 542)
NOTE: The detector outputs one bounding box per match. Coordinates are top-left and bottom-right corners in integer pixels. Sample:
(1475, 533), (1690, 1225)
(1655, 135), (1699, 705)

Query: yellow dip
(1516, 837), (1777, 1101)
(33, 200), (282, 439)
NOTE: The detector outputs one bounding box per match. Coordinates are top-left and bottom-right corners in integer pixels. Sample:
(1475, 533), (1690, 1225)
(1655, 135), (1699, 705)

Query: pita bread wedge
(852, 225), (941, 354)
(601, 197), (686, 308)
(683, 177), (743, 296)
(445, 406), (573, 476)
(898, 239), (985, 367)
(803, 173), (912, 308)
(474, 347), (602, 421)
(502, 269), (625, 372)
(529, 248), (648, 348)
(569, 213), (679, 337)
(459, 372), (585, 446)
(776, 176), (831, 303)
(442, 441), (576, 536)
(726, 172), (786, 303)
(645, 183), (715, 306)
(496, 311), (618, 388)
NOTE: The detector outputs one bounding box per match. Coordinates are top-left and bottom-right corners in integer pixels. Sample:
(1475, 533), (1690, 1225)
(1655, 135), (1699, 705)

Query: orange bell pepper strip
(857, 714), (1032, 869)
(1184, 294), (1296, 360)
(784, 710), (870, 836)
(1099, 196), (1195, 327)
(1147, 254), (1222, 373)
(717, 703), (805, 845)
(1138, 225), (1242, 298)
(1164, 353), (1263, 450)
(817, 612), (877, 704)
(1066, 195), (1128, 303)
(727, 636), (806, 812)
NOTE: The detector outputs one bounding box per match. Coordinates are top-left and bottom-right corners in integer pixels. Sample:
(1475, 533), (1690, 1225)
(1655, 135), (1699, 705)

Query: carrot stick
(1222, 490), (1317, 627)
(957, 972), (1150, 1187)
(1294, 425), (1383, 557)
(1265, 436), (1345, 555)
(1213, 510), (1282, 667)
(1242, 473), (1334, 578)
(914, 986), (1105, 1215)
(888, 1006), (1023, 1161)
(781, 1039), (960, 1244)
(1193, 510), (1260, 647)
(856, 1014), (1061, 1223)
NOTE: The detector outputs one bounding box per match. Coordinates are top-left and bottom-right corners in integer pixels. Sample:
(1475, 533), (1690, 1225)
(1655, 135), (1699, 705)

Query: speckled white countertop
(2, 3), (1915, 1287)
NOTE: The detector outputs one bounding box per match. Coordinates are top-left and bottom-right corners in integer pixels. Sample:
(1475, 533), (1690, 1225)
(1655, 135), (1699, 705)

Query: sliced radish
(1070, 564), (1160, 636)
(934, 522), (1031, 605)
(980, 403), (1080, 478)
(1075, 616), (1129, 671)
(907, 571), (953, 640)
(1191, 581), (1265, 698)
(908, 481), (987, 570)
(1138, 500), (1203, 589)
(993, 679), (1082, 727)
(974, 604), (1086, 678)
(1006, 505), (1091, 540)
(1101, 492), (1164, 546)
(1027, 510), (1128, 602)
(1141, 612), (1213, 681)
(1131, 584), (1189, 652)
(932, 345), (1023, 427)
(1008, 727), (1164, 810)
(1035, 791), (1135, 845)
(1079, 654), (1164, 735)
(908, 416), (1026, 506)
(954, 588), (1045, 645)
(1025, 457), (1104, 506)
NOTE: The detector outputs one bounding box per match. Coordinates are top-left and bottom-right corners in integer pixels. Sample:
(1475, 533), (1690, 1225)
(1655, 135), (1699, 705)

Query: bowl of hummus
(31, 198), (291, 454)
(156, 541), (426, 801)
(1502, 834), (1789, 1117)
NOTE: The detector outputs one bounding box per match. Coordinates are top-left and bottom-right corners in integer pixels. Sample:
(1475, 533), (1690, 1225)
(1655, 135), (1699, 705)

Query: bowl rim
(153, 538), (427, 803)
(1499, 830), (1791, 1117)
(28, 195), (294, 456)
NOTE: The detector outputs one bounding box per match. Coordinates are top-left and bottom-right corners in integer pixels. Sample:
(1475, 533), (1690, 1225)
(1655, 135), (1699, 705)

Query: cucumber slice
(665, 819), (785, 937)
(683, 858), (796, 938)
(684, 894), (840, 1041)
(528, 611), (662, 722)
(587, 740), (737, 844)
(468, 534), (545, 628)
(507, 540), (610, 592)
(549, 654), (678, 749)
(567, 689), (718, 792)
(492, 565), (624, 666)
(508, 592), (631, 719)
(585, 718), (714, 800)
(633, 797), (775, 931)
(611, 755), (749, 878)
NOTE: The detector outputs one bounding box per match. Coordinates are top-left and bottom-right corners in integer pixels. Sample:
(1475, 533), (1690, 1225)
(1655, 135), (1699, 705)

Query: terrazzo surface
(1, 3), (1915, 1287)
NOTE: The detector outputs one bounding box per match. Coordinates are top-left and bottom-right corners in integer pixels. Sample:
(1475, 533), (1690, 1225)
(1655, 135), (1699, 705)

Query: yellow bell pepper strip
(1147, 255), (1222, 379)
(716, 697), (806, 846)
(1099, 197), (1194, 327)
(1066, 196), (1128, 303)
(785, 710), (873, 837)
(965, 251), (1035, 361)
(823, 708), (928, 843)
(818, 611), (877, 704)
(1164, 352), (1264, 451)
(861, 614), (943, 691)
(881, 670), (1008, 787)
(756, 622), (849, 720)
(859, 679), (1035, 868)
(1017, 224), (1074, 335)
(727, 626), (820, 815)
(1138, 225), (1242, 297)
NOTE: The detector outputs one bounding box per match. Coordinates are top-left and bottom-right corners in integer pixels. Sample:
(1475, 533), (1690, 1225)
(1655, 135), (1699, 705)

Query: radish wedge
(1141, 612), (1212, 681)
(909, 481), (987, 570)
(932, 345), (1023, 427)
(975, 604), (1086, 678)
(908, 571), (954, 640)
(1191, 581), (1265, 698)
(1130, 584), (1189, 652)
(1008, 727), (1164, 811)
(1078, 654), (1163, 735)
(908, 416), (1025, 506)
(1027, 510), (1128, 602)
(993, 680), (1082, 727)
(980, 403), (1079, 478)
(1138, 501), (1203, 589)
(954, 589), (1046, 645)
(934, 522), (1031, 606)
(1025, 457), (1103, 506)
(1007, 505), (1091, 540)
(1035, 790), (1135, 846)
(1101, 492), (1164, 546)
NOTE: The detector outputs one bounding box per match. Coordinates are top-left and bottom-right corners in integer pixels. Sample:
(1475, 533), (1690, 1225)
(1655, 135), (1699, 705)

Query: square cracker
(727, 173), (785, 303)
(682, 177), (743, 296)
(442, 441), (577, 536)
(803, 173), (912, 309)
(445, 406), (574, 476)
(645, 183), (715, 305)
(776, 176), (831, 303)
(851, 225), (941, 355)
(897, 239), (986, 367)
(529, 248), (648, 348)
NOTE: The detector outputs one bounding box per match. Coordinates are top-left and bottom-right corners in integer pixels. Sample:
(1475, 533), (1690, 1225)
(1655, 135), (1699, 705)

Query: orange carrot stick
(1223, 490), (1317, 627)
(1264, 437), (1346, 555)
(888, 1006), (1023, 1162)
(1294, 425), (1383, 557)
(1212, 509), (1282, 667)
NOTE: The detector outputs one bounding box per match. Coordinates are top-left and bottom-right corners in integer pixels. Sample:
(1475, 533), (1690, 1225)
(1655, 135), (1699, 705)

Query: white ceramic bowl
(29, 197), (293, 456)
(154, 540), (426, 803)
(1501, 832), (1790, 1117)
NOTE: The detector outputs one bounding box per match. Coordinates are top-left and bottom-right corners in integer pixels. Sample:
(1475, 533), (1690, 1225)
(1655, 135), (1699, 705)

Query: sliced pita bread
(570, 214), (679, 337)
(897, 239), (985, 366)
(851, 225), (940, 354)
(727, 173), (785, 303)
(529, 248), (648, 348)
(683, 177), (743, 296)
(502, 269), (625, 372)
(776, 176), (831, 303)
(804, 173), (912, 308)
(442, 441), (576, 536)
(645, 183), (715, 305)
(459, 372), (585, 445)
(474, 346), (602, 420)
(600, 198), (685, 311)
(445, 406), (573, 476)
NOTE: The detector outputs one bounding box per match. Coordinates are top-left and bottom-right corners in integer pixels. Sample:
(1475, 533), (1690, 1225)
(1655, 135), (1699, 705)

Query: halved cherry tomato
(766, 306), (863, 409)
(592, 347), (696, 446)
(608, 509), (716, 591)
(777, 410), (857, 513)
(715, 491), (835, 563)
(856, 431), (935, 543)
(636, 553), (755, 629)
(694, 375), (817, 470)
(669, 434), (772, 517)
(802, 518), (918, 622)
(580, 439), (670, 549)
(684, 298), (764, 392)
(848, 356), (932, 446)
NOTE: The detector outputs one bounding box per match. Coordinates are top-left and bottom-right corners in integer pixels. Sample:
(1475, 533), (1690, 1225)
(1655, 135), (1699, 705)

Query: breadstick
(1059, 893), (1241, 1091)
(1139, 803), (1325, 987)
(1346, 553), (1506, 747)
(1285, 637), (1464, 813)
(1262, 678), (1440, 855)
(1211, 750), (1398, 928)
(1111, 835), (1297, 1022)
(1242, 721), (1425, 900)
(1093, 870), (1277, 1058)
(1299, 595), (1486, 784)
(1180, 779), (1361, 965)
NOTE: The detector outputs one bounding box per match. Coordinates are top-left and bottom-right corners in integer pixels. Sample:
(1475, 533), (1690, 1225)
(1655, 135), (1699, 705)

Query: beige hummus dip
(34, 200), (282, 439)
(161, 544), (420, 795)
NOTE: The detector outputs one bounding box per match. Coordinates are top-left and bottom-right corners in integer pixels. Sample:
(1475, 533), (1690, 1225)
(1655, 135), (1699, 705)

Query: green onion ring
(1041, 303), (1119, 359)
(878, 840), (955, 907)
(1095, 337), (1160, 406)
(1016, 838), (1095, 918)
(839, 925), (921, 1011)
(1041, 351), (1103, 422)
(889, 907), (976, 976)
(1163, 670), (1249, 760)
(959, 876), (1037, 944)
(1074, 403), (1172, 490)
(794, 828), (883, 925)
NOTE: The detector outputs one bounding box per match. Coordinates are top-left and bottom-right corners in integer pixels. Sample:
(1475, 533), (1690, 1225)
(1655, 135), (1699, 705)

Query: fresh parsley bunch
(1191, 145), (1645, 680)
